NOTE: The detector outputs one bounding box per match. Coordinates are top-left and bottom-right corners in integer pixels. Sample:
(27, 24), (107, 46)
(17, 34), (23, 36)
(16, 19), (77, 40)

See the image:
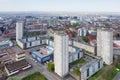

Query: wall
(32, 52), (53, 63)
(16, 40), (24, 49)
(46, 39), (95, 53)
(97, 29), (113, 65)
(18, 38), (47, 49)
(70, 41), (95, 53)
(80, 59), (103, 80)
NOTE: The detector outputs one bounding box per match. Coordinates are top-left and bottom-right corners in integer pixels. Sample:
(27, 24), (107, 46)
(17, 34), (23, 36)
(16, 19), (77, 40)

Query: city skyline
(0, 0), (120, 12)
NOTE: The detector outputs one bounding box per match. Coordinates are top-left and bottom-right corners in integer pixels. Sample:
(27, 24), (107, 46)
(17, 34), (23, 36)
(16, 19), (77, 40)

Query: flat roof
(32, 50), (53, 58)
(54, 31), (67, 36)
(0, 47), (25, 63)
(114, 40), (120, 45)
(20, 36), (47, 43)
(32, 46), (53, 58)
(97, 28), (113, 32)
(5, 59), (30, 73)
(80, 59), (101, 72)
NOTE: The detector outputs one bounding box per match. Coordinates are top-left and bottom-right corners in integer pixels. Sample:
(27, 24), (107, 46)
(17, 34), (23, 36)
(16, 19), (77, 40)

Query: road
(114, 72), (120, 80)
(14, 45), (75, 80)
(16, 52), (61, 80)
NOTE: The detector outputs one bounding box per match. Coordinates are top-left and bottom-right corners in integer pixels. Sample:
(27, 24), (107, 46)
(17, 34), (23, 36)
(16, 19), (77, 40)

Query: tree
(49, 36), (54, 41)
(82, 36), (88, 42)
(10, 37), (16, 41)
(22, 72), (47, 80)
(73, 68), (81, 76)
(114, 60), (120, 69)
(72, 23), (78, 27)
(47, 63), (54, 72)
(7, 77), (20, 80)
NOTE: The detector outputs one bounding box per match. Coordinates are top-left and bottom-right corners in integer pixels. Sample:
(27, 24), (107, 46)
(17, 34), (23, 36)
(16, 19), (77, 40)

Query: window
(87, 68), (89, 77)
(30, 42), (32, 46)
(78, 52), (80, 59)
(92, 65), (95, 73)
(98, 61), (100, 68)
(36, 36), (37, 40)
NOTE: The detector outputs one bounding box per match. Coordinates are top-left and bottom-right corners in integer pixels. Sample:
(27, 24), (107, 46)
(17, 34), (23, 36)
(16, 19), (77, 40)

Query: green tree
(49, 36), (54, 41)
(22, 72), (47, 80)
(10, 37), (16, 41)
(47, 63), (54, 72)
(72, 23), (78, 27)
(73, 68), (81, 76)
(82, 36), (88, 42)
(7, 77), (20, 80)
(114, 60), (120, 69)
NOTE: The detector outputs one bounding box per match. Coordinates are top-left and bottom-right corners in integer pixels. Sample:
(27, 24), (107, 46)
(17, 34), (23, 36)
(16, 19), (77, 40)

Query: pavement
(12, 45), (75, 80)
(15, 50), (61, 80)
(114, 72), (120, 80)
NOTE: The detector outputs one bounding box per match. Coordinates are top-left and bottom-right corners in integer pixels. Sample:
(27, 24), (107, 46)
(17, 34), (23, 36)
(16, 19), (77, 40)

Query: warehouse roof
(31, 46), (53, 58)
(5, 59), (30, 73)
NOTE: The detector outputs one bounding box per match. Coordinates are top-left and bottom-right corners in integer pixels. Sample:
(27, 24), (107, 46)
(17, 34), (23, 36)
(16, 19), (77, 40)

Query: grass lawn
(88, 66), (119, 80)
(47, 62), (54, 72)
(22, 72), (47, 80)
(70, 58), (87, 67)
(108, 67), (119, 80)
(88, 69), (103, 80)
(84, 50), (93, 55)
(73, 68), (81, 76)
(29, 34), (40, 37)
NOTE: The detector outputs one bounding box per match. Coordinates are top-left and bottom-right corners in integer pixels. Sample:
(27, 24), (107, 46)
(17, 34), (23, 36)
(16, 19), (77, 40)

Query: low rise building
(0, 40), (13, 50)
(113, 40), (120, 48)
(31, 46), (54, 63)
(77, 28), (87, 37)
(5, 59), (31, 76)
(17, 36), (47, 49)
(15, 52), (26, 61)
(80, 57), (103, 80)
(0, 47), (26, 63)
(69, 46), (83, 63)
(0, 64), (7, 80)
(2, 29), (16, 38)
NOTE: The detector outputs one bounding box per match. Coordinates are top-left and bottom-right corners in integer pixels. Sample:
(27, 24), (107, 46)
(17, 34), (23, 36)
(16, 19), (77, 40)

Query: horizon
(0, 0), (120, 12)
(0, 11), (120, 15)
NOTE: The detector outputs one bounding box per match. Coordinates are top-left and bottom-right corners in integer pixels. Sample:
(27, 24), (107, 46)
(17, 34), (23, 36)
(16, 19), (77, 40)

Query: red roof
(67, 33), (73, 38)
(113, 43), (120, 48)
(87, 36), (96, 42)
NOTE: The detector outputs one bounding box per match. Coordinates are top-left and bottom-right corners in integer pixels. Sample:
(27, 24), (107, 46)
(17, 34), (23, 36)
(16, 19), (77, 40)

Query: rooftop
(97, 28), (113, 32)
(80, 59), (100, 72)
(0, 47), (25, 63)
(20, 36), (47, 43)
(54, 31), (67, 36)
(31, 46), (53, 58)
(5, 59), (30, 73)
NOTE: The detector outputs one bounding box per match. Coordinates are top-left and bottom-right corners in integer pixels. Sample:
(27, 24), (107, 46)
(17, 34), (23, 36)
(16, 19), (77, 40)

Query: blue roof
(0, 41), (10, 47)
(32, 51), (53, 58)
(31, 46), (53, 58)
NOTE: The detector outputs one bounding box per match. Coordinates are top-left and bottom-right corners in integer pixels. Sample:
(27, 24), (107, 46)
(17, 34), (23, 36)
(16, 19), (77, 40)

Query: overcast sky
(0, 0), (119, 12)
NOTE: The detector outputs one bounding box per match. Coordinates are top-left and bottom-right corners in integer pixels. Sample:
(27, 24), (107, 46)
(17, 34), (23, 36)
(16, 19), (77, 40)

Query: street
(114, 72), (120, 80)
(15, 50), (61, 80)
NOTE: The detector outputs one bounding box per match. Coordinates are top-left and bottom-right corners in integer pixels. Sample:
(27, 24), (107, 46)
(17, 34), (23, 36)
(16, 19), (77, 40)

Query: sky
(0, 0), (120, 12)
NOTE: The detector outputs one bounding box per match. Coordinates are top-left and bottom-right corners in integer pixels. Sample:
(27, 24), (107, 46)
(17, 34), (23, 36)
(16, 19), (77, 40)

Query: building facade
(17, 36), (47, 49)
(31, 46), (54, 63)
(16, 22), (23, 40)
(69, 46), (83, 63)
(80, 59), (103, 80)
(54, 32), (69, 77)
(78, 28), (87, 37)
(97, 29), (113, 65)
